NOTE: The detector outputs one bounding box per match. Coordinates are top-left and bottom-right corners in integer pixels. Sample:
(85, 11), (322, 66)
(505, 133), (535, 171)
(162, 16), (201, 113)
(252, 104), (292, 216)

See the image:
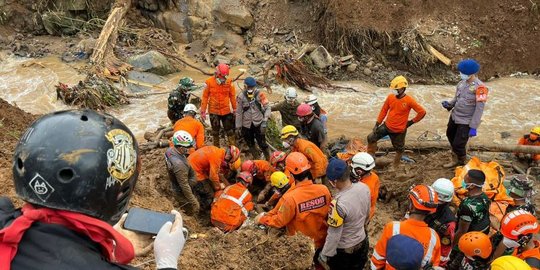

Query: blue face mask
(462, 181), (467, 189)
(460, 73), (470, 81)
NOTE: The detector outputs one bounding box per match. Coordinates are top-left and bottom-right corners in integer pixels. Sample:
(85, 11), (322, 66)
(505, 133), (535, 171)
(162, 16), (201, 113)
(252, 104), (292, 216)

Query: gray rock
(208, 36), (225, 48)
(363, 68), (372, 76)
(347, 63), (358, 72)
(371, 65), (379, 72)
(213, 0), (254, 29)
(126, 71), (165, 93)
(128, 51), (176, 75)
(366, 61), (375, 68)
(309, 46), (334, 69)
(214, 54), (231, 65)
(162, 11), (187, 35)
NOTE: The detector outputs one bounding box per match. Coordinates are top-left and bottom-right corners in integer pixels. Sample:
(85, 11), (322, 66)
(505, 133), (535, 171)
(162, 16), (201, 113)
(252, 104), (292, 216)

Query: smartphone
(124, 207), (175, 235)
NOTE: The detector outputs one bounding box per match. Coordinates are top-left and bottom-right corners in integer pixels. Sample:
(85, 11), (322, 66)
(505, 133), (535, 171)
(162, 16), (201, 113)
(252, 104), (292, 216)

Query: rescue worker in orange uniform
(516, 126), (540, 166)
(280, 125), (328, 180)
(349, 152), (379, 219)
(187, 145), (241, 210)
(210, 171), (254, 232)
(371, 184), (441, 269)
(367, 75), (426, 167)
(172, 103), (205, 149)
(265, 152), (295, 208)
(200, 63), (237, 147)
(241, 160), (275, 203)
(263, 171), (295, 212)
(492, 210), (540, 269)
(458, 232), (493, 270)
(255, 152), (331, 265)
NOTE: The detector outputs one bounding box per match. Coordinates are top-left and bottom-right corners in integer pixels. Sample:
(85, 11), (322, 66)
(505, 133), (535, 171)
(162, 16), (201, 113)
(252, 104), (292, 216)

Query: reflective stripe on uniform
(392, 221), (400, 236)
(221, 189), (250, 216)
(372, 250), (385, 260)
(422, 228), (437, 266)
(370, 260), (379, 270)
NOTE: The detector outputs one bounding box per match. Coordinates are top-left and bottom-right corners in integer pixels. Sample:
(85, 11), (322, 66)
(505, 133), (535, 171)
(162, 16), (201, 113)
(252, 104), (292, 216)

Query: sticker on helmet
(28, 173), (55, 202)
(105, 129), (137, 186)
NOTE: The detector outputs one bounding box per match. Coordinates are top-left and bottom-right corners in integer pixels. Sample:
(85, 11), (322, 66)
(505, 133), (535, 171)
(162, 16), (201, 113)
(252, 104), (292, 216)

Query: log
(377, 141), (540, 154)
(426, 44), (451, 66)
(90, 0), (131, 66)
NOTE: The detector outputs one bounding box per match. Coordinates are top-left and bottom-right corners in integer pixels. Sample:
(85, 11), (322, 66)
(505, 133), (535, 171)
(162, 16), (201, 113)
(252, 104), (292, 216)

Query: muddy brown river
(1, 54), (539, 146)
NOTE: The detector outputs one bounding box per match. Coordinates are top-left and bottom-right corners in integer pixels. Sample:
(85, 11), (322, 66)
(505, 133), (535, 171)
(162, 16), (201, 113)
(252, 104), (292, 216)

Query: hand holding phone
(155, 209), (185, 269)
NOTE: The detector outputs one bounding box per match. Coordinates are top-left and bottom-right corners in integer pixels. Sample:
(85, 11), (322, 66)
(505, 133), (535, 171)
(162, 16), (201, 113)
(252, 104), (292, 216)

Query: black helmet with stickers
(12, 110), (140, 224)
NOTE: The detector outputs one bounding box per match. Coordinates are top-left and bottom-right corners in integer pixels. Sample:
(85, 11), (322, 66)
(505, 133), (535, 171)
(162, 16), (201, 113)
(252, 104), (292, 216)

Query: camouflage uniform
(167, 77), (197, 124)
(457, 193), (491, 234)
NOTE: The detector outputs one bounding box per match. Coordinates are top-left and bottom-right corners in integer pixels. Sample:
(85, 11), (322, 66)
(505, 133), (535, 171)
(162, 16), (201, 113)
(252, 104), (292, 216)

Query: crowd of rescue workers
(1, 58), (539, 270)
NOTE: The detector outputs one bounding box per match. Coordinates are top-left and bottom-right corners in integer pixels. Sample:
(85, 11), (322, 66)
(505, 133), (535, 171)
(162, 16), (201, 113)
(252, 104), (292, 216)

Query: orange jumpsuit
(517, 240), (540, 270)
(201, 77), (237, 116)
(187, 146), (225, 190)
(266, 169), (295, 207)
(371, 219), (441, 269)
(517, 135), (540, 161)
(211, 183), (254, 232)
(359, 172), (380, 219)
(292, 138), (328, 179)
(259, 180), (331, 248)
(253, 160), (275, 183)
(376, 94), (426, 133)
(172, 115), (205, 149)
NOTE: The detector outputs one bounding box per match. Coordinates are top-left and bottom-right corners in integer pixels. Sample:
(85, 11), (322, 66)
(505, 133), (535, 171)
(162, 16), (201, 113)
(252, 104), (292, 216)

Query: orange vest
(201, 76), (237, 116)
(371, 219), (441, 269)
(292, 139), (328, 179)
(172, 116), (205, 149)
(518, 136), (540, 161)
(360, 172), (380, 219)
(517, 240), (540, 270)
(253, 160), (275, 182)
(211, 183), (254, 232)
(260, 180), (331, 248)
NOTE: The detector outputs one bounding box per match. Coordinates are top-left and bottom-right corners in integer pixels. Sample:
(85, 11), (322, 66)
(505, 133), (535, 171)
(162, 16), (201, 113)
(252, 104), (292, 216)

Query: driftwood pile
(56, 75), (130, 110)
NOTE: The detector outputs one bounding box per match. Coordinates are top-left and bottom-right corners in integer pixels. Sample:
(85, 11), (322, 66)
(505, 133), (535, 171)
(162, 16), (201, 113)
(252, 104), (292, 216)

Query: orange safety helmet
(501, 209), (539, 240)
(285, 152), (311, 175)
(458, 232), (492, 259)
(225, 145), (241, 164)
(216, 63), (230, 77)
(241, 160), (257, 175)
(237, 171), (253, 187)
(270, 151), (287, 167)
(408, 184), (439, 213)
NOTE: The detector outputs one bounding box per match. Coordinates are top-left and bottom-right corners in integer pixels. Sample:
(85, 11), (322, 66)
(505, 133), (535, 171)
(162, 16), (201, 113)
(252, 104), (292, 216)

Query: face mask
(282, 141), (291, 148)
(217, 77), (227, 84)
(329, 181), (337, 188)
(393, 90), (399, 95)
(460, 72), (470, 81)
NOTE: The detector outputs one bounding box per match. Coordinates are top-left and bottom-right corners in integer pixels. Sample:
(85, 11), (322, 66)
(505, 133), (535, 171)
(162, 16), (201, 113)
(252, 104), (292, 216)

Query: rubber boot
(393, 151), (403, 168)
(250, 147), (260, 160)
(212, 132), (220, 147)
(457, 155), (467, 166)
(367, 142), (377, 156)
(443, 153), (458, 168)
(262, 148), (270, 161)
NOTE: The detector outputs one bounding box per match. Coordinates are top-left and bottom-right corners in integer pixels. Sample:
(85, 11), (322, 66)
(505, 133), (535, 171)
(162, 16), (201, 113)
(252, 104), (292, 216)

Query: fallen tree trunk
(90, 0), (131, 67)
(378, 141), (540, 154)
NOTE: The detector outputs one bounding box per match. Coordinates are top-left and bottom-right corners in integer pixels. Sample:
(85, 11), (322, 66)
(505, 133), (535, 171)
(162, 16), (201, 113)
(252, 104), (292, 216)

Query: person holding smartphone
(0, 110), (185, 270)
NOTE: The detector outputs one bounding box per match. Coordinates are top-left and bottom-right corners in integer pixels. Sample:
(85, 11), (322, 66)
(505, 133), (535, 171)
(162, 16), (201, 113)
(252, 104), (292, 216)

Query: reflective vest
(210, 183), (253, 232)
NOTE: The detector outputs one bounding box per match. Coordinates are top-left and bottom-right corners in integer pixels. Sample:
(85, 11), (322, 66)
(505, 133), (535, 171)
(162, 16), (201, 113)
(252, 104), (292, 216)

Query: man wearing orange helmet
(210, 171), (255, 232)
(201, 63), (237, 147)
(280, 125), (328, 180)
(187, 145), (241, 210)
(367, 75), (426, 167)
(255, 152), (331, 265)
(297, 103), (327, 149)
(371, 184), (441, 269)
(458, 232), (493, 270)
(240, 159), (275, 203)
(492, 210), (540, 269)
(516, 126), (540, 167)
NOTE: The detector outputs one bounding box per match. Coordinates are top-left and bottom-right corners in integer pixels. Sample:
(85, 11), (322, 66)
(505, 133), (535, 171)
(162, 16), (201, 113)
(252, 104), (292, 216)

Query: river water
(1, 54), (539, 146)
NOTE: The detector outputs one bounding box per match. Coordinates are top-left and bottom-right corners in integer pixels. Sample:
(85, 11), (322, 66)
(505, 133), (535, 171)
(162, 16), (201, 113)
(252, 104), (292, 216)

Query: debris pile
(56, 75), (130, 110)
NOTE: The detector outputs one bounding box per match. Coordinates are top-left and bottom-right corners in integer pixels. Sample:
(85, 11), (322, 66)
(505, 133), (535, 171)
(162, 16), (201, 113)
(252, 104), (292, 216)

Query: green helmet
(178, 77), (197, 91)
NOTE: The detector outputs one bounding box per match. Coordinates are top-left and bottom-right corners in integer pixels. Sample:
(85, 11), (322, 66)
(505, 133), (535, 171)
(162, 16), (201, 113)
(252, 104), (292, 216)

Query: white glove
(154, 210), (185, 269)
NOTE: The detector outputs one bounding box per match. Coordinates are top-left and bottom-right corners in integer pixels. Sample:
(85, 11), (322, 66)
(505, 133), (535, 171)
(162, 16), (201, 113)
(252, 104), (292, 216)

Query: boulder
(363, 68), (372, 76)
(347, 63), (358, 72)
(126, 71), (165, 93)
(309, 46), (334, 69)
(128, 51), (176, 75)
(213, 0), (254, 29)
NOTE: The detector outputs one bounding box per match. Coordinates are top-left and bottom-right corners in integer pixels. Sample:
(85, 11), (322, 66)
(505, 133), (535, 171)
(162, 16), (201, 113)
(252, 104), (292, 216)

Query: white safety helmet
(305, 94), (318, 105)
(183, 103), (197, 114)
(350, 152), (375, 177)
(172, 130), (194, 147)
(431, 178), (455, 203)
(284, 87), (297, 101)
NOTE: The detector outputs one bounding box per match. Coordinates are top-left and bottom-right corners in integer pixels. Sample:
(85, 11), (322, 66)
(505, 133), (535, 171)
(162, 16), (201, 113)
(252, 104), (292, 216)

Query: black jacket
(0, 197), (174, 270)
